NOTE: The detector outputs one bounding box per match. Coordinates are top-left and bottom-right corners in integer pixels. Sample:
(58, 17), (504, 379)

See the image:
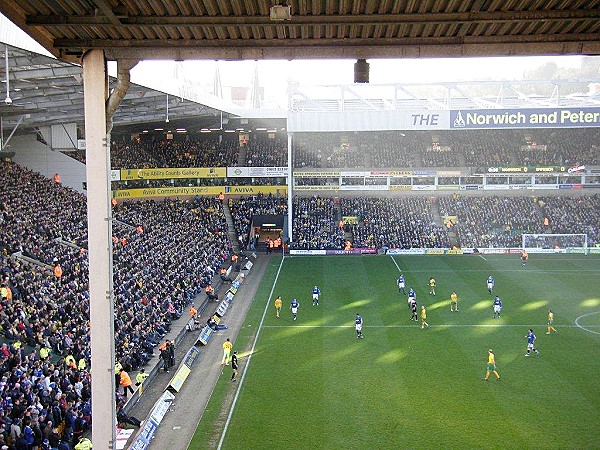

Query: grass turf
(190, 254), (600, 450)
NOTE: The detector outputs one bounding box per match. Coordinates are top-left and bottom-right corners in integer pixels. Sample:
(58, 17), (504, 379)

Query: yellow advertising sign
(425, 249), (445, 255)
(168, 365), (191, 393)
(120, 167), (226, 180)
(113, 185), (287, 199)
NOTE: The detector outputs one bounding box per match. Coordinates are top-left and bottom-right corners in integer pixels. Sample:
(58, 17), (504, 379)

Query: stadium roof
(0, 44), (227, 135)
(1, 1), (599, 63)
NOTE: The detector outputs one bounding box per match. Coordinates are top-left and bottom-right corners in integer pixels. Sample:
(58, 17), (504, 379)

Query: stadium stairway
(54, 237), (81, 249)
(533, 200), (552, 232)
(12, 251), (53, 271)
(237, 144), (248, 166)
(114, 219), (137, 230)
(222, 200), (241, 254)
(430, 200), (458, 247)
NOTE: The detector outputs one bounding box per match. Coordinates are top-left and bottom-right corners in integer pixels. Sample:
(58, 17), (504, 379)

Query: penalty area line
(574, 311), (600, 335)
(217, 256), (286, 450)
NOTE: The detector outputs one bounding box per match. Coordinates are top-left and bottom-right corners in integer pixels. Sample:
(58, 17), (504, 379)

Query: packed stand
(244, 135), (287, 167)
(515, 129), (600, 166)
(111, 197), (230, 366)
(438, 195), (546, 248)
(361, 131), (420, 168)
(452, 130), (517, 168)
(0, 160), (230, 448)
(228, 195), (288, 249)
(341, 197), (450, 249)
(108, 136), (240, 169)
(293, 133), (366, 169)
(418, 145), (461, 167)
(291, 196), (345, 249)
(538, 195), (600, 246)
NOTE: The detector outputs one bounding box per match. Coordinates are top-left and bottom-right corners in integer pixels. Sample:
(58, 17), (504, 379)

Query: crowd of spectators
(538, 195), (600, 246)
(291, 196), (345, 249)
(340, 197), (450, 249)
(228, 195), (288, 249)
(515, 129), (600, 166)
(228, 191), (599, 251)
(293, 133), (366, 169)
(419, 146), (461, 167)
(111, 197), (230, 365)
(64, 128), (600, 172)
(438, 195), (547, 248)
(0, 160), (230, 448)
(449, 130), (515, 167)
(244, 135), (287, 167)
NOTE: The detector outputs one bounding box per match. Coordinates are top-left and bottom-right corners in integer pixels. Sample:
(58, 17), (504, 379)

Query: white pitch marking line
(217, 256), (286, 450)
(479, 254), (487, 261)
(383, 268), (600, 273)
(390, 254), (401, 272)
(262, 324), (600, 329)
(574, 311), (600, 335)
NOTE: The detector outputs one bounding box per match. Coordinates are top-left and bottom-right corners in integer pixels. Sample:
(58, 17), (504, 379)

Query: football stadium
(0, 3), (599, 450)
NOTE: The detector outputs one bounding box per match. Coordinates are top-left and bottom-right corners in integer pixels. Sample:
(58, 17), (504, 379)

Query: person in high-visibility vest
(53, 173), (61, 184)
(111, 197), (118, 207)
(218, 192), (225, 202)
(135, 368), (149, 386)
(53, 264), (63, 279)
(205, 285), (218, 301)
(74, 436), (93, 450)
(39, 346), (50, 361)
(65, 354), (77, 370)
(119, 369), (134, 398)
(189, 305), (197, 319)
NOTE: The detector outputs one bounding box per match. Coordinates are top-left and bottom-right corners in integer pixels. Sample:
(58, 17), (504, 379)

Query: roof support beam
(54, 35), (600, 60)
(2, 114), (24, 149)
(26, 9), (600, 26)
(90, 0), (122, 26)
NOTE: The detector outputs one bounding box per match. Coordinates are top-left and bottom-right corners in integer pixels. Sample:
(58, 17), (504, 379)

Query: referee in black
(231, 351), (239, 382)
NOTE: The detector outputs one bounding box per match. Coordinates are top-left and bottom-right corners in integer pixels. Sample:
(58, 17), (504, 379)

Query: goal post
(522, 233), (588, 254)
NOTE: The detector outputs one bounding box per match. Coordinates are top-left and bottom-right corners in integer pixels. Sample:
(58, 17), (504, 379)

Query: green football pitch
(191, 254), (600, 450)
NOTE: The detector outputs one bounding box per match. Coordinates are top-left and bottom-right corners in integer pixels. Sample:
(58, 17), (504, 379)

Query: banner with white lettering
(450, 108), (600, 129)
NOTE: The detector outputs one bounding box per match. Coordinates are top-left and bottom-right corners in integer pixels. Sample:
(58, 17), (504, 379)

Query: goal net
(522, 233), (588, 254)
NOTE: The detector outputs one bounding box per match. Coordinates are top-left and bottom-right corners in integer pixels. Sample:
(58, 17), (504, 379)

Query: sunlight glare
(519, 300), (549, 311)
(580, 298), (600, 307)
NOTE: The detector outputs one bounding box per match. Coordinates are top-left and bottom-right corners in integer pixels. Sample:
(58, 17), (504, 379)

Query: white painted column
(83, 49), (116, 449)
(287, 132), (293, 242)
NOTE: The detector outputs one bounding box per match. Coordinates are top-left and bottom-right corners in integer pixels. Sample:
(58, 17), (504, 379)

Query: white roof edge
(0, 13), (54, 58)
